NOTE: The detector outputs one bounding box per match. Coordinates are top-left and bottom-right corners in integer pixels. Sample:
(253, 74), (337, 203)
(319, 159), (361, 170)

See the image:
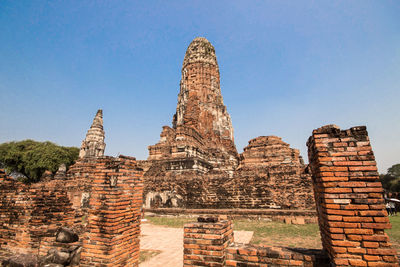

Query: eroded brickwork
(0, 169), (75, 255)
(183, 218), (329, 267)
(184, 217), (234, 266)
(226, 245), (329, 266)
(0, 156), (143, 266)
(307, 125), (398, 266)
(148, 37), (238, 172)
(79, 156), (143, 267)
(144, 167), (314, 210)
(143, 37), (314, 212)
(239, 136), (304, 168)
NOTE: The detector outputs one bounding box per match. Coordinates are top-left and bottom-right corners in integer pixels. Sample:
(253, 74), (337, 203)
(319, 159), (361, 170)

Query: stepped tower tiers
(147, 37), (239, 172)
(238, 136), (305, 169)
(79, 109), (106, 158)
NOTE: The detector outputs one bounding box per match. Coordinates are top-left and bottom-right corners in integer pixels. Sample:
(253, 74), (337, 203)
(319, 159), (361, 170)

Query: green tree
(0, 140), (79, 183)
(380, 163), (400, 192)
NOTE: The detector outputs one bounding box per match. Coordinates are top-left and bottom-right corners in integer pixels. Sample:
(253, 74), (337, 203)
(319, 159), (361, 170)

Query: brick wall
(183, 217), (329, 267)
(79, 156), (143, 267)
(307, 125), (399, 266)
(226, 245), (329, 266)
(0, 155), (143, 266)
(184, 217), (234, 266)
(144, 165), (314, 211)
(0, 169), (75, 255)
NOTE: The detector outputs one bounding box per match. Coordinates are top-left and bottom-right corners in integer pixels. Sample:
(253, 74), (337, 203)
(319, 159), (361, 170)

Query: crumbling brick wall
(226, 245), (329, 266)
(79, 156), (143, 267)
(307, 125), (399, 266)
(183, 217), (234, 266)
(0, 155), (143, 266)
(144, 134), (315, 212)
(0, 169), (75, 255)
(143, 166), (314, 210)
(183, 218), (330, 267)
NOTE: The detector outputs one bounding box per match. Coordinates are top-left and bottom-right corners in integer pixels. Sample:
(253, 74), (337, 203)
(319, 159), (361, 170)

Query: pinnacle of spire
(79, 109), (106, 158)
(182, 37), (218, 68)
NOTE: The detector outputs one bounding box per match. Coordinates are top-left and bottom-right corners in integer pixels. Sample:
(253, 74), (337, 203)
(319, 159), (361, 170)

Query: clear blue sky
(0, 1), (399, 173)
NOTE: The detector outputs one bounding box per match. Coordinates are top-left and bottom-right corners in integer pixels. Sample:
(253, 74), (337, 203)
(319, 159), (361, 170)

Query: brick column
(80, 156), (143, 267)
(307, 125), (398, 266)
(184, 216), (234, 266)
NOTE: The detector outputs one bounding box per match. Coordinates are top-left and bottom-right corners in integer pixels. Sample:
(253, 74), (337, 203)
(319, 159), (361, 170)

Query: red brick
(344, 229), (374, 235)
(367, 248), (398, 255)
(349, 166), (377, 171)
(348, 259), (367, 266)
(338, 181), (366, 187)
(362, 235), (388, 242)
(382, 255), (399, 262)
(353, 187), (383, 193)
(323, 187), (352, 193)
(331, 246), (347, 253)
(347, 247), (366, 254)
(331, 240), (360, 247)
(344, 204), (369, 210)
(361, 223), (391, 229)
(333, 258), (349, 265)
(363, 254), (380, 261)
(347, 235), (363, 241)
(326, 209), (355, 216)
(362, 241), (379, 248)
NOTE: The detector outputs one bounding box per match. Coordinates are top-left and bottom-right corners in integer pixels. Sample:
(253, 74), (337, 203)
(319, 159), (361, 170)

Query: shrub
(0, 140), (79, 183)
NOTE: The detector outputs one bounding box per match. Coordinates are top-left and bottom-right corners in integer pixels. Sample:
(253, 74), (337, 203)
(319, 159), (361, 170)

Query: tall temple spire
(173, 37), (236, 153)
(147, 37), (238, 172)
(79, 109), (106, 158)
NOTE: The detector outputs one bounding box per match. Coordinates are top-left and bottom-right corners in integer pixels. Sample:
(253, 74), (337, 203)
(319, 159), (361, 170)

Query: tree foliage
(0, 140), (79, 183)
(380, 163), (400, 192)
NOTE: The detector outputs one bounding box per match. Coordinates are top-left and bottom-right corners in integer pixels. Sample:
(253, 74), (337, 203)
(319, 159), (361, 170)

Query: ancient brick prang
(147, 37), (238, 172)
(307, 125), (399, 266)
(79, 109), (106, 158)
(143, 38), (314, 212)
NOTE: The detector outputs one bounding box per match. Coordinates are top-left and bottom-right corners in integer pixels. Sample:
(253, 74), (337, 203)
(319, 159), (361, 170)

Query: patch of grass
(139, 249), (161, 263)
(145, 216), (194, 228)
(233, 219), (321, 248)
(387, 215), (400, 251)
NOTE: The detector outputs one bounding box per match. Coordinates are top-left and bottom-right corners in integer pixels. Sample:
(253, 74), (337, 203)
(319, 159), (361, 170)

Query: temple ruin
(0, 37), (398, 266)
(141, 37), (314, 213)
(146, 37), (238, 173)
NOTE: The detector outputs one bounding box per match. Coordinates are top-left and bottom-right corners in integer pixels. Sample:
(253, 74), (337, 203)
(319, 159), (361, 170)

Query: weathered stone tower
(142, 37), (314, 211)
(174, 37), (236, 154)
(79, 109), (106, 158)
(147, 37), (238, 172)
